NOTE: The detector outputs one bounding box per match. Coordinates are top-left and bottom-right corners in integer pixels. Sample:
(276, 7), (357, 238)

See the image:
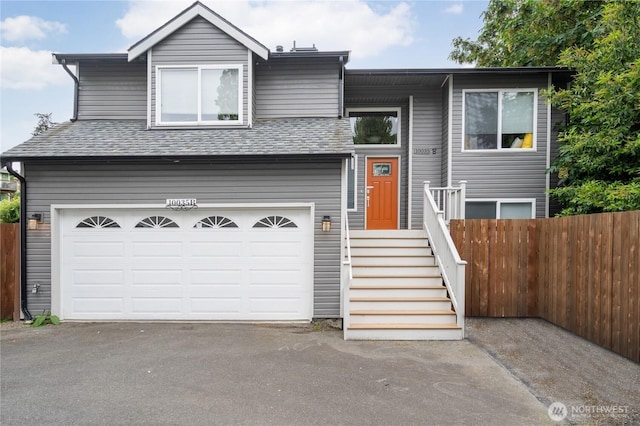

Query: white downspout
(447, 74), (454, 187)
(247, 50), (253, 128)
(147, 48), (152, 129)
(546, 72), (552, 218)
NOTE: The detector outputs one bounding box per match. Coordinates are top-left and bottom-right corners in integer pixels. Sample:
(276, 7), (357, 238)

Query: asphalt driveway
(1, 319), (637, 425)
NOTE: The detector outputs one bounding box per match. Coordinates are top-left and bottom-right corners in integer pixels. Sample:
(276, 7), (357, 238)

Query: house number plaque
(166, 198), (198, 210)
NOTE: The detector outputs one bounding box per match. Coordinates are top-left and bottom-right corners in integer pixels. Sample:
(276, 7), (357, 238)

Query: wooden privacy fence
(451, 210), (640, 363)
(0, 223), (20, 321)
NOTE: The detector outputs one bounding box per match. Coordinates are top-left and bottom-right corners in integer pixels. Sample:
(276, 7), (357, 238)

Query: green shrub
(0, 197), (20, 223)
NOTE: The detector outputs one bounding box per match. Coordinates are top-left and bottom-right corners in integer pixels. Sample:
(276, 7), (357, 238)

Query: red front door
(366, 158), (398, 229)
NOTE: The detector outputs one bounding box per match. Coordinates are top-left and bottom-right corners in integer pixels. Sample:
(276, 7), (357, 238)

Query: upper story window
(157, 65), (242, 125)
(463, 89), (536, 151)
(347, 108), (400, 147)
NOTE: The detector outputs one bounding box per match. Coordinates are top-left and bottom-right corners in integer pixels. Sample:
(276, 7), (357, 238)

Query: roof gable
(128, 1), (269, 62)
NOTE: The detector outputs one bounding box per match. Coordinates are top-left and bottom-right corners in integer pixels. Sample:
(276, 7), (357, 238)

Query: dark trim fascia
(2, 153), (354, 163)
(346, 67), (573, 76)
(268, 51), (351, 63)
(52, 53), (145, 64)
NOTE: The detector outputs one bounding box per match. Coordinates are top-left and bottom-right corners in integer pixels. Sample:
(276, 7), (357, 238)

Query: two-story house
(1, 2), (570, 339)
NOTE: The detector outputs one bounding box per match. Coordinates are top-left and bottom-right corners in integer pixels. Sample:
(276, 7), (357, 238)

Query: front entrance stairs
(344, 230), (463, 340)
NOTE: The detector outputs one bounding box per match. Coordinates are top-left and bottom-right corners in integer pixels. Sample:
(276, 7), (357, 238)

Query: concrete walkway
(1, 319), (637, 425)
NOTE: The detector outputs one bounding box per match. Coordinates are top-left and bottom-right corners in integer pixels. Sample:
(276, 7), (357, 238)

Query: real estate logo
(548, 402), (568, 422)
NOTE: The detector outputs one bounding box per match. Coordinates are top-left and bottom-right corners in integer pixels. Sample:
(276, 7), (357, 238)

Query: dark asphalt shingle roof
(1, 118), (354, 161)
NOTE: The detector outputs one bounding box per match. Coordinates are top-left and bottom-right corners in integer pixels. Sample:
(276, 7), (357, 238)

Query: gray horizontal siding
(451, 74), (551, 218)
(410, 93), (443, 229)
(151, 16), (249, 126)
(78, 62), (146, 120)
(255, 59), (339, 118)
(441, 82), (449, 187)
(24, 160), (343, 318)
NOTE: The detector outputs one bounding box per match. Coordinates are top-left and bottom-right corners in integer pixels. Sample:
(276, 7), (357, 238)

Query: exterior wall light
(28, 213), (43, 230)
(322, 215), (331, 232)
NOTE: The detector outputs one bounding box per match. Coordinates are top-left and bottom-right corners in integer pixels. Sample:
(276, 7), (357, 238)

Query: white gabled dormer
(127, 1), (269, 129)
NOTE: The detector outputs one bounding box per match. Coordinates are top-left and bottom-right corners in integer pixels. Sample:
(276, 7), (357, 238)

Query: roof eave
(268, 51), (351, 63)
(2, 153), (352, 163)
(346, 66), (572, 75)
(127, 1), (269, 62)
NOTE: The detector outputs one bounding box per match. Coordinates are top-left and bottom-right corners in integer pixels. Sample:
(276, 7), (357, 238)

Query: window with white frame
(157, 65), (242, 125)
(465, 200), (535, 219)
(347, 108), (400, 146)
(463, 89), (536, 150)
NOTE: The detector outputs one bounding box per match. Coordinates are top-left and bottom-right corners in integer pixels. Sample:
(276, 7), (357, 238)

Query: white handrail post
(342, 210), (352, 337)
(458, 180), (467, 220)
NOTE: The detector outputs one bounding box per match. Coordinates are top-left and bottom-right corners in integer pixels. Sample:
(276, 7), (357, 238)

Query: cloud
(116, 0), (415, 59)
(0, 15), (67, 43)
(0, 46), (70, 90)
(443, 3), (463, 15)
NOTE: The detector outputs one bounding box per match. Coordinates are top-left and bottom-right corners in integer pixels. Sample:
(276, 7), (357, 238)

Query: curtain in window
(501, 92), (534, 134)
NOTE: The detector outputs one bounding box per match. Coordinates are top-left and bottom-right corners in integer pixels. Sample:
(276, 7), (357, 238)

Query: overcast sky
(0, 0), (488, 153)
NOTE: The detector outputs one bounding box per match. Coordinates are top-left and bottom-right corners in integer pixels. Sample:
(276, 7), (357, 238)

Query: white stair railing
(341, 211), (353, 331)
(423, 181), (467, 336)
(429, 181), (467, 223)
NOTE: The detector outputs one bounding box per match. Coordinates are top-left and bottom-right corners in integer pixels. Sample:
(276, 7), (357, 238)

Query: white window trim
(347, 154), (358, 212)
(155, 64), (243, 126)
(466, 198), (536, 219)
(461, 88), (538, 153)
(346, 107), (402, 148)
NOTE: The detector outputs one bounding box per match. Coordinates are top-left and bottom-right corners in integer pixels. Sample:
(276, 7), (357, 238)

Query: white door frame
(363, 155), (401, 230)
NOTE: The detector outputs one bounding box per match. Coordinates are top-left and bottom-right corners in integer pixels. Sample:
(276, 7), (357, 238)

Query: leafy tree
(32, 113), (55, 136)
(216, 69), (239, 120)
(449, 0), (603, 67)
(0, 197), (20, 223)
(546, 2), (640, 214)
(352, 116), (396, 145)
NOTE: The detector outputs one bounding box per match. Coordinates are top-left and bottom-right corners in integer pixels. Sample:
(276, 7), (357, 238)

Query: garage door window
(194, 216), (238, 229)
(76, 216), (121, 228)
(135, 216), (179, 228)
(253, 216), (297, 228)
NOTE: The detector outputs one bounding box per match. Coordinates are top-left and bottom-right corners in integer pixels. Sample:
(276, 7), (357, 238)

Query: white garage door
(58, 207), (313, 321)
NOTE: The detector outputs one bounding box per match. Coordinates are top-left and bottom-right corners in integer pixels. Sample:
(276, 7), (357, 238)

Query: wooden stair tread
(351, 254), (434, 257)
(350, 297), (451, 302)
(348, 323), (461, 330)
(350, 285), (446, 290)
(350, 310), (455, 315)
(353, 275), (442, 279)
(354, 265), (435, 268)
